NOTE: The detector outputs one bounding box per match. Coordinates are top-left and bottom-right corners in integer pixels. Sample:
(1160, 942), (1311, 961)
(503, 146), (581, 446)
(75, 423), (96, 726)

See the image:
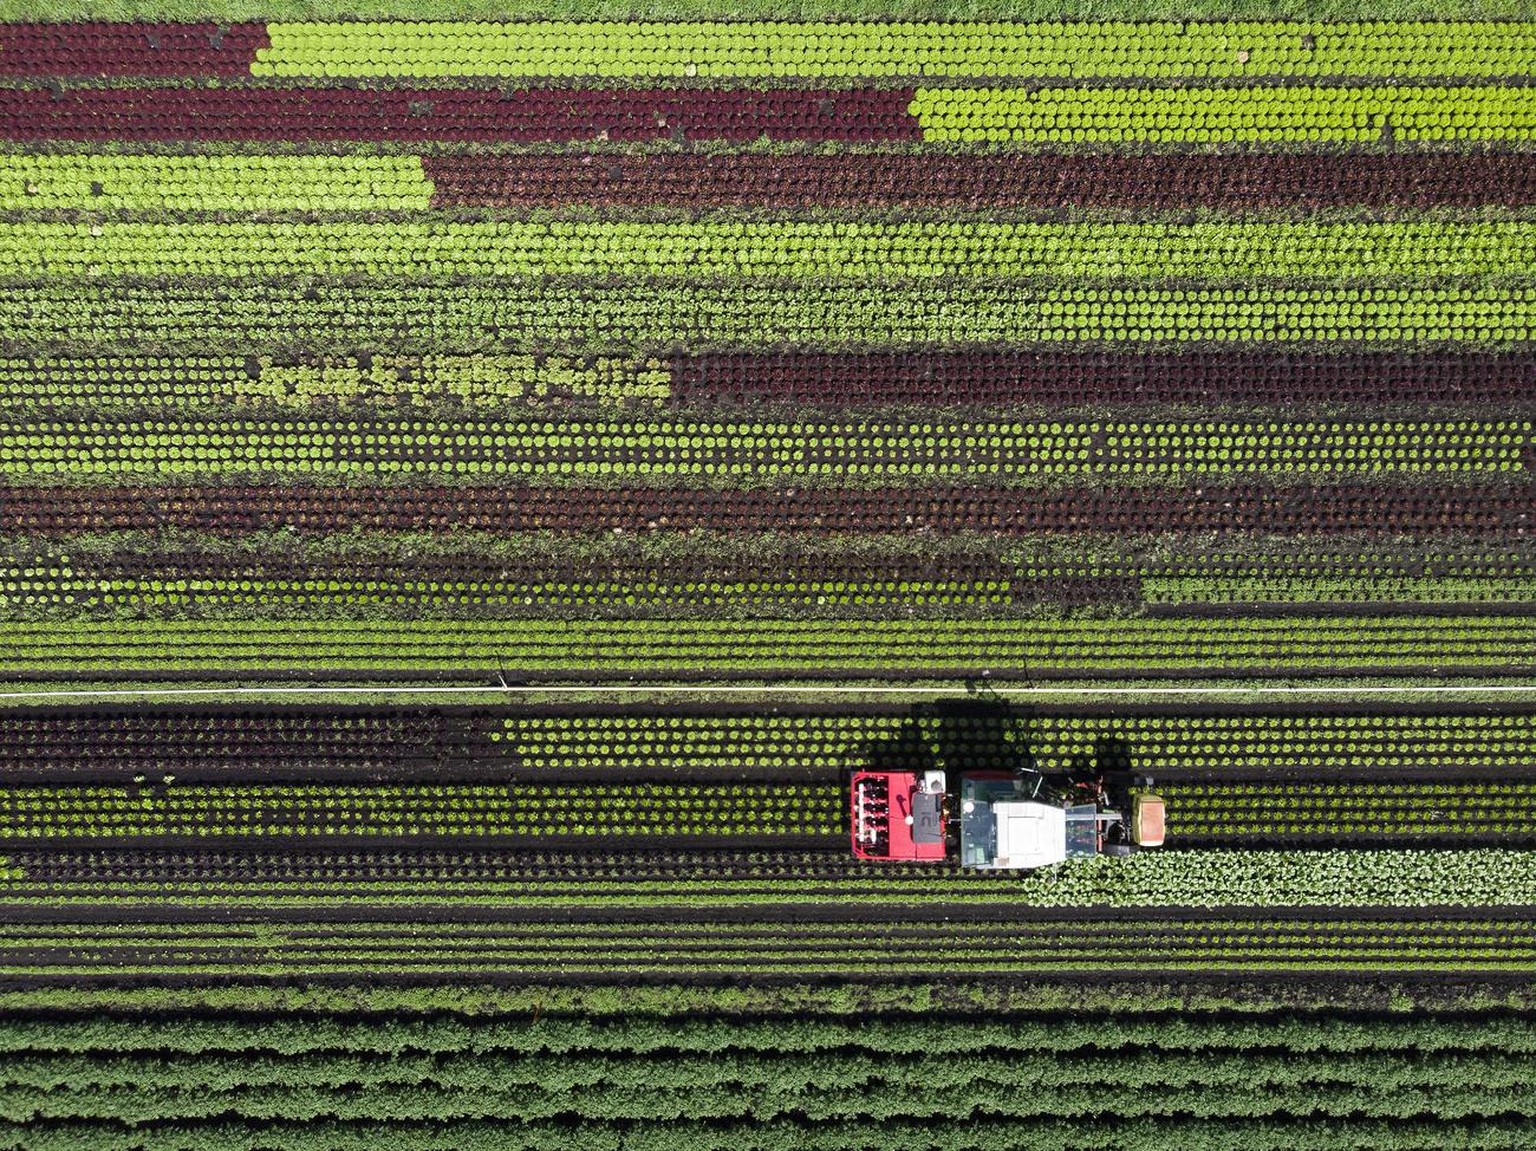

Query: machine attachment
(850, 769), (949, 862)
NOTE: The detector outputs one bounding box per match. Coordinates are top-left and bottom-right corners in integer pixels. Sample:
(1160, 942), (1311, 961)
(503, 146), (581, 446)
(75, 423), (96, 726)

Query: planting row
(912, 85), (1536, 144)
(248, 21), (1536, 81)
(11, 153), (1536, 213)
(0, 913), (1525, 976)
(1013, 550), (1536, 609)
(13, 281), (1532, 352)
(15, 219), (1536, 281)
(12, 705), (1536, 780)
(1160, 781), (1536, 840)
(2, 418), (1524, 483)
(5, 617), (1536, 677)
(5, 1036), (1536, 1132)
(31, 776), (1536, 845)
(13, 547), (1536, 620)
(4, 86), (1536, 145)
(0, 782), (843, 842)
(0, 354), (670, 414)
(675, 350), (1536, 407)
(422, 153), (1536, 210)
(1042, 549), (1536, 609)
(8, 21), (1536, 81)
(10, 483), (1536, 535)
(5, 1109), (1525, 1147)
(9, 1029), (1536, 1110)
(0, 565), (1012, 622)
(0, 155), (433, 212)
(490, 710), (1536, 780)
(0, 709), (470, 780)
(5, 849), (1535, 912)
(0, 23), (268, 77)
(10, 997), (1536, 1151)
(15, 351), (1536, 414)
(13, 1010), (1536, 1059)
(0, 88), (920, 143)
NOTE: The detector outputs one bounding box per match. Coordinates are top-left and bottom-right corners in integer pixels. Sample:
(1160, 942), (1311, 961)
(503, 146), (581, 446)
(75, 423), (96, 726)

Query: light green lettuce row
(0, 354), (669, 413)
(0, 155), (432, 212)
(912, 84), (1536, 143)
(496, 711), (1536, 778)
(253, 21), (1536, 80)
(961, 849), (1536, 910)
(3, 616), (1535, 675)
(8, 219), (1535, 280)
(8, 281), (1531, 352)
(0, 418), (1523, 482)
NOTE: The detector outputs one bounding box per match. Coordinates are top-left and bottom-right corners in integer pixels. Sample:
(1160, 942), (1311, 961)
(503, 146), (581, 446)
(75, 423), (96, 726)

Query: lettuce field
(3, 7), (1536, 1149)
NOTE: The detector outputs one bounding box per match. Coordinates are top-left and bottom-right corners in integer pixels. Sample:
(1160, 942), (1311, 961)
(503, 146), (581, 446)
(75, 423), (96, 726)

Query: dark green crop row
(1161, 781), (1536, 839)
(1, 1063), (1530, 1126)
(0, 915), (1529, 978)
(4, 1116), (1532, 1151)
(1, 778), (1524, 844)
(17, 538), (1536, 625)
(5, 1047), (1531, 1108)
(3, 850), (1529, 913)
(7, 617), (1536, 678)
(10, 1010), (1536, 1058)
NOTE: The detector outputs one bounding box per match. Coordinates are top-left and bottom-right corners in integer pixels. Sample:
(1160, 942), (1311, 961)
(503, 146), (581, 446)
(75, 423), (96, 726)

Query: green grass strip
(912, 84), (1536, 143)
(8, 280), (1533, 352)
(0, 155), (430, 212)
(10, 220), (1536, 281)
(252, 21), (1536, 80)
(3, 617), (1535, 675)
(0, 418), (1522, 483)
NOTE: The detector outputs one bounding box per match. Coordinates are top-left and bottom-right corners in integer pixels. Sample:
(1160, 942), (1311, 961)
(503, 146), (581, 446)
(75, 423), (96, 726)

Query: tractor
(850, 767), (1164, 869)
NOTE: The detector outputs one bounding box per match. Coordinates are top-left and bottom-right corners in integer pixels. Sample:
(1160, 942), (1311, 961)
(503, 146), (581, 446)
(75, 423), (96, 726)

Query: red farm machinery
(851, 768), (1165, 869)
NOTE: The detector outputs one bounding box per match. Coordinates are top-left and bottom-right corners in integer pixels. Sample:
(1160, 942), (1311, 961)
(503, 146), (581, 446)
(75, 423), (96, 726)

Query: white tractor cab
(852, 767), (1164, 870)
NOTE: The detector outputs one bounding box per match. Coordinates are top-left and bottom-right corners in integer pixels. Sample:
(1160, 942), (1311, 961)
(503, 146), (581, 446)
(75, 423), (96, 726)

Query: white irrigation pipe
(3, 683), (1536, 702)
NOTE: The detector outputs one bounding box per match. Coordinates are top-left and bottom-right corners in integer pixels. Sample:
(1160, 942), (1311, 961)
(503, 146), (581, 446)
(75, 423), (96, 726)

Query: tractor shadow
(858, 695), (1134, 783)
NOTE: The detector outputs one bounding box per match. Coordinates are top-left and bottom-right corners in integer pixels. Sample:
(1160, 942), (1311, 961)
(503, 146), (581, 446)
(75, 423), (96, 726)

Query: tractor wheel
(1103, 844), (1134, 858)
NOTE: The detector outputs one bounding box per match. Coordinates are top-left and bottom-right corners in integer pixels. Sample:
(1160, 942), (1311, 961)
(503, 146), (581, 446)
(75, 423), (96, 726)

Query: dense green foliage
(2, 1007), (1536, 1149)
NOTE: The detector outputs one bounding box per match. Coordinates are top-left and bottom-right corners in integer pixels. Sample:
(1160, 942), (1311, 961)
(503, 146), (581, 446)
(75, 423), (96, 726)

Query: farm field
(3, 8), (1536, 1149)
